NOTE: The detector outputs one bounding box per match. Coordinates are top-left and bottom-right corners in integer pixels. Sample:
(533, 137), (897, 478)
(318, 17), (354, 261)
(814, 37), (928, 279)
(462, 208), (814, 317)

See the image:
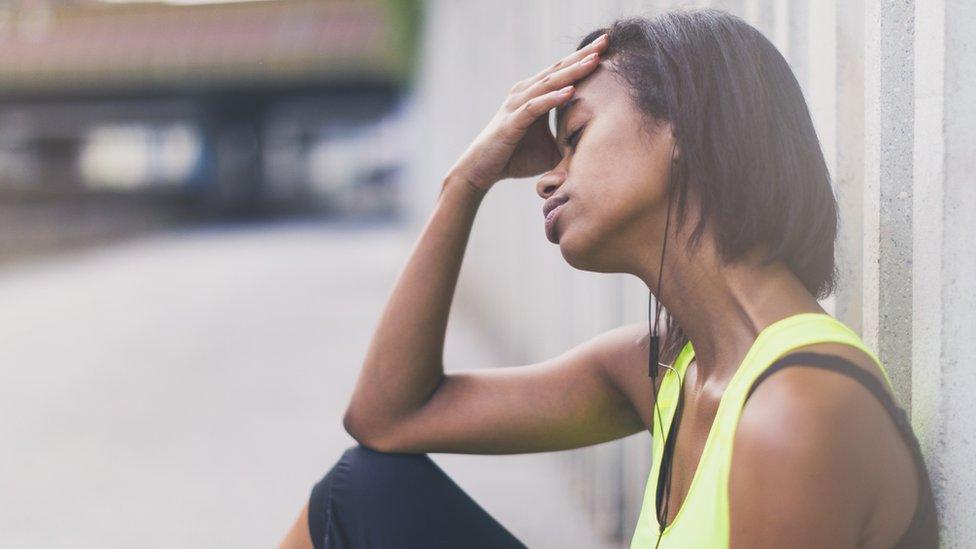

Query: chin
(558, 229), (616, 273)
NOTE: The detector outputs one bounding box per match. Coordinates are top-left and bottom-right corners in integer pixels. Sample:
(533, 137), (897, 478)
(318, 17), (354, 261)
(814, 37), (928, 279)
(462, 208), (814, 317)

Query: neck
(638, 241), (825, 390)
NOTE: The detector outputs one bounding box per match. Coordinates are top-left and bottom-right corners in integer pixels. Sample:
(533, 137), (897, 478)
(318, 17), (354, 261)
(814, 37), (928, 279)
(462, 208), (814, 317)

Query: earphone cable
(649, 144), (678, 549)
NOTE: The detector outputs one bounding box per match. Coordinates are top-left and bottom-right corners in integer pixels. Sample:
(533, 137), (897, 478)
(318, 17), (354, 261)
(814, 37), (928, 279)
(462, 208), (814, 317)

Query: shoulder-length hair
(571, 8), (838, 363)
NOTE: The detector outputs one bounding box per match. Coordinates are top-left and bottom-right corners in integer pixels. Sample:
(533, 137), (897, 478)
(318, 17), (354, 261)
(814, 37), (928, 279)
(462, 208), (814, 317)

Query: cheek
(560, 163), (652, 261)
(562, 118), (668, 250)
(574, 131), (641, 195)
(579, 136), (660, 224)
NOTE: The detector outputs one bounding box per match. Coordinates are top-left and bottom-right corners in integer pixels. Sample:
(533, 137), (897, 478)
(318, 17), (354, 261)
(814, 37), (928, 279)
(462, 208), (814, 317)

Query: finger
(514, 49), (601, 105)
(517, 33), (608, 92)
(523, 33), (607, 88)
(507, 85), (575, 134)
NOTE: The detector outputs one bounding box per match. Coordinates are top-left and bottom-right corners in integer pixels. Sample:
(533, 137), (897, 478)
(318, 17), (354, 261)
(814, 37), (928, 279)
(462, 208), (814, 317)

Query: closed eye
(559, 124), (585, 151)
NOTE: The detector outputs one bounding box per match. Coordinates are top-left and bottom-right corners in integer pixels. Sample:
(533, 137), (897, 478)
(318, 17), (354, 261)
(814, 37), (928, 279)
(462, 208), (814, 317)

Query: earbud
(649, 333), (661, 379)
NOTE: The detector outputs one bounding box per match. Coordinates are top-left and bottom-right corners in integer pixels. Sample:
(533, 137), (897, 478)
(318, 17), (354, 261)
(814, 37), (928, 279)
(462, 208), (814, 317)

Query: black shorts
(308, 444), (528, 549)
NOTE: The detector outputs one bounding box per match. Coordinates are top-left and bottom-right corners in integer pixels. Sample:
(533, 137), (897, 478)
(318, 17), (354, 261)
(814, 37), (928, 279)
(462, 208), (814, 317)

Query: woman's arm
(346, 318), (651, 455)
(341, 174), (487, 448)
(341, 34), (653, 454)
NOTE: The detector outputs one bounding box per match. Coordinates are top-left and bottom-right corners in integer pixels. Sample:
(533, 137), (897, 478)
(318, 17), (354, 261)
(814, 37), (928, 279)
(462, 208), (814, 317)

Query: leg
(279, 501), (313, 549)
(300, 444), (527, 549)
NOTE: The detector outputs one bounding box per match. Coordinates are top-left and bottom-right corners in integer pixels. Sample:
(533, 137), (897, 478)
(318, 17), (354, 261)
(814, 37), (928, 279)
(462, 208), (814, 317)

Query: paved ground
(0, 220), (615, 548)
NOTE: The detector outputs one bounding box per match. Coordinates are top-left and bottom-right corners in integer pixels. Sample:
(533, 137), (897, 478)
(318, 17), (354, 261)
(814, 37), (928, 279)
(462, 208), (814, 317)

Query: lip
(544, 202), (568, 243)
(542, 195), (569, 219)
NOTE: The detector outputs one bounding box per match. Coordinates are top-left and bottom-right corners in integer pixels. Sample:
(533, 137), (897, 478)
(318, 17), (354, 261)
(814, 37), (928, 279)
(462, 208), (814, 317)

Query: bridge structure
(0, 0), (418, 218)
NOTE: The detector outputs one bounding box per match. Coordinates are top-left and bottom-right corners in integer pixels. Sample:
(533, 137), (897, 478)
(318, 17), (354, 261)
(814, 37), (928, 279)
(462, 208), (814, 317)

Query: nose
(536, 169), (567, 199)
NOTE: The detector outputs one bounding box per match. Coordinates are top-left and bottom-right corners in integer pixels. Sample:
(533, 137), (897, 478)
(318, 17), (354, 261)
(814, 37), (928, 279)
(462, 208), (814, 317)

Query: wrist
(442, 171), (491, 199)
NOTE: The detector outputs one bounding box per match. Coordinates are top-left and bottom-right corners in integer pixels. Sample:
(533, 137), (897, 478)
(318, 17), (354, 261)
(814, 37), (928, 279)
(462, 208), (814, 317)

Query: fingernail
(559, 85), (574, 95)
(580, 53), (597, 65)
(596, 33), (608, 44)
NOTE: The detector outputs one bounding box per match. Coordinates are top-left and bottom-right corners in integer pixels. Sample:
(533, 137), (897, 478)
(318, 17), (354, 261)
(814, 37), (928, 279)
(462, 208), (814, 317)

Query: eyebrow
(554, 97), (582, 138)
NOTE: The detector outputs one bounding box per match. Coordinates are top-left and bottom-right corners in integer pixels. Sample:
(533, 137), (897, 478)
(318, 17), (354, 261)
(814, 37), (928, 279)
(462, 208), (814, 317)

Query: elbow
(342, 407), (371, 445)
(341, 407), (358, 439)
(342, 407), (397, 453)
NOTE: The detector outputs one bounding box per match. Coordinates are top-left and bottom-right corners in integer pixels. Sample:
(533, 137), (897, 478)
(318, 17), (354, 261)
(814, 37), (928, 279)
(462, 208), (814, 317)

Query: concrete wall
(911, 1), (976, 544)
(402, 0), (975, 545)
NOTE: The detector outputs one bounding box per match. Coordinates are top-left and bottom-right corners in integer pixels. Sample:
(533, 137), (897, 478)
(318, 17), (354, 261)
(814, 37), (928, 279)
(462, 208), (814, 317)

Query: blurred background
(1, 0), (972, 547)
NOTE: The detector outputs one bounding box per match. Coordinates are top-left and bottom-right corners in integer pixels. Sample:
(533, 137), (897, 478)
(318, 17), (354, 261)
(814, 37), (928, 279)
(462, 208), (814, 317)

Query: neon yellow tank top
(629, 312), (896, 548)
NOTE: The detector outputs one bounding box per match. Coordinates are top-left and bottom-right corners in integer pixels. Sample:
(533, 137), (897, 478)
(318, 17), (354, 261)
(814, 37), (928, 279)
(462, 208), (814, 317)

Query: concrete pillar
(912, 0), (976, 543)
(863, 0), (914, 408)
(833, 0), (865, 334)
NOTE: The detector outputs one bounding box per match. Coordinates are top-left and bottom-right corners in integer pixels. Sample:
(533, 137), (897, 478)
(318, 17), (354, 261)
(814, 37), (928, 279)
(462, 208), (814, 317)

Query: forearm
(337, 34), (608, 451)
(343, 172), (487, 442)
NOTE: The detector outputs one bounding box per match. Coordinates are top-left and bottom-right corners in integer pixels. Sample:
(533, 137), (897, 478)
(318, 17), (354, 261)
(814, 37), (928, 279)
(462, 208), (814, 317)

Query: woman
(280, 8), (939, 548)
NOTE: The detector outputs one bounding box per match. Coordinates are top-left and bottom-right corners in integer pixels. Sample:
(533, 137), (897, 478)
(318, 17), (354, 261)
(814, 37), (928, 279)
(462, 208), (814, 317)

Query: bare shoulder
(737, 342), (903, 455)
(728, 344), (918, 548)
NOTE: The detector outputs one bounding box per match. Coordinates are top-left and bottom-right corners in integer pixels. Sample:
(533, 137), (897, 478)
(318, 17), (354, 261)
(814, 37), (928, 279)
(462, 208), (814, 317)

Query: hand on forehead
(553, 63), (626, 137)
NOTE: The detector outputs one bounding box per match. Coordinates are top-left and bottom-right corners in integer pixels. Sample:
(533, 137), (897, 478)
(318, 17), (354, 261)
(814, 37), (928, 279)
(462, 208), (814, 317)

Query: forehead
(554, 63), (631, 130)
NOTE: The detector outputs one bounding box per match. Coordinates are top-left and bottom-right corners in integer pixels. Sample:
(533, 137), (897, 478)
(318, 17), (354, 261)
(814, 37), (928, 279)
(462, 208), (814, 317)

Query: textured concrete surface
(0, 221), (615, 549)
(912, 1), (976, 544)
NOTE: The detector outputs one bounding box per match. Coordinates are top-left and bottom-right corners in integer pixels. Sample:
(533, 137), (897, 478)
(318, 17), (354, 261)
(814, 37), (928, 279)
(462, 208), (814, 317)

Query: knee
(336, 444), (436, 489)
(316, 444), (435, 497)
(308, 443), (441, 538)
(310, 444), (428, 545)
(320, 444), (428, 485)
(340, 442), (429, 467)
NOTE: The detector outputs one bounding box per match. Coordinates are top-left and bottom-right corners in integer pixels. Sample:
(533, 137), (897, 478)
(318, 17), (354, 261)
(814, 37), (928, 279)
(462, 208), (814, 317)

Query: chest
(655, 368), (725, 526)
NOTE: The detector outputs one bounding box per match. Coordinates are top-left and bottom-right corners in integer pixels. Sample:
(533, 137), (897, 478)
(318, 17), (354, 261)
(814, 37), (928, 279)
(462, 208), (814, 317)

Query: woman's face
(537, 61), (678, 274)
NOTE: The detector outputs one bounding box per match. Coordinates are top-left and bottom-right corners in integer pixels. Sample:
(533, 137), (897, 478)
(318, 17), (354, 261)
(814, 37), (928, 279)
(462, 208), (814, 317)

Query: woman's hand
(447, 33), (609, 192)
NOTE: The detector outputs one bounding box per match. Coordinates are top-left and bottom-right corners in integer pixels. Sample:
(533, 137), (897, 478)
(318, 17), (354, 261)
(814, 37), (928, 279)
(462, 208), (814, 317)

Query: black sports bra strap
(745, 351), (940, 548)
(745, 352), (912, 432)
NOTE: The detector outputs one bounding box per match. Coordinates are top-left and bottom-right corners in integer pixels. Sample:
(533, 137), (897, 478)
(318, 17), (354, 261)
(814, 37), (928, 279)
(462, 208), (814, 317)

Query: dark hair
(571, 8), (838, 364)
